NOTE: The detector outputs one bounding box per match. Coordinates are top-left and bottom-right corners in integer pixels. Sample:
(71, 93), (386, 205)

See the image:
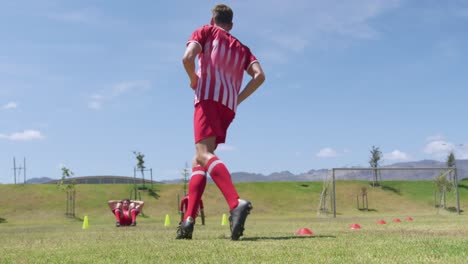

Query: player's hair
(212, 4), (233, 25)
(122, 199), (130, 203)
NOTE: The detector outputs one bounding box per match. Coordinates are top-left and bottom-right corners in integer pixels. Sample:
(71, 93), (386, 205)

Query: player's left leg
(113, 209), (122, 227)
(130, 209), (139, 226)
(183, 161), (207, 222)
(177, 157), (208, 239)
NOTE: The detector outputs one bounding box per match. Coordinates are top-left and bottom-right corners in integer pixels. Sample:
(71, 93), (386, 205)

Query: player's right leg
(113, 209), (122, 227)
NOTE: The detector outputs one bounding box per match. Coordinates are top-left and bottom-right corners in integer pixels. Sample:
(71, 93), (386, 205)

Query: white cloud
(112, 80), (150, 96)
(426, 135), (446, 141)
(457, 144), (468, 159)
(0, 130), (44, 141)
(88, 80), (150, 110)
(384, 150), (410, 161)
(237, 0), (401, 60)
(424, 140), (453, 158)
(217, 144), (236, 152)
(87, 101), (102, 110)
(424, 140), (468, 160)
(2, 101), (17, 109)
(48, 8), (100, 24)
(316, 147), (338, 158)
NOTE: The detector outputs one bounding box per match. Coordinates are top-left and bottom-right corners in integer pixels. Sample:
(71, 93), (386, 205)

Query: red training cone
(295, 228), (314, 236)
(376, 220), (386, 225)
(393, 218), (401, 223)
(405, 217), (413, 221)
(349, 223), (361, 229)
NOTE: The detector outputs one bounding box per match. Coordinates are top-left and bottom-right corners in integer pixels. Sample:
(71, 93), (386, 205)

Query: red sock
(205, 157), (239, 210)
(184, 166), (207, 221)
(114, 209), (121, 222)
(131, 209), (137, 222)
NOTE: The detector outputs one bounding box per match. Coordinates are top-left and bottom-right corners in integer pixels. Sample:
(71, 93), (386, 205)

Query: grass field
(1, 182), (467, 263)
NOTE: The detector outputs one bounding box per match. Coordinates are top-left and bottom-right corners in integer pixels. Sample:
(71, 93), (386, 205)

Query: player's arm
(237, 62), (265, 106)
(131, 200), (145, 210)
(182, 42), (202, 89)
(179, 199), (185, 213)
(108, 200), (121, 210)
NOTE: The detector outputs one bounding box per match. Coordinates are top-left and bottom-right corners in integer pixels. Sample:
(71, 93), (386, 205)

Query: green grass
(0, 182), (467, 263)
(1, 215), (467, 263)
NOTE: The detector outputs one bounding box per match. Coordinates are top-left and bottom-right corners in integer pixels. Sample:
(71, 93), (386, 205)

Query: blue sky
(1, 0), (467, 183)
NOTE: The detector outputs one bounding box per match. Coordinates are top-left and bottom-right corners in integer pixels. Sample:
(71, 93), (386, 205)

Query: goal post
(329, 167), (460, 218)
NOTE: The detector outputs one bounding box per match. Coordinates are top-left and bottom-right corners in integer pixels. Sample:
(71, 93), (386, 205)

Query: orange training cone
(393, 218), (401, 223)
(405, 217), (413, 221)
(376, 220), (386, 225)
(349, 223), (361, 229)
(295, 228), (314, 236)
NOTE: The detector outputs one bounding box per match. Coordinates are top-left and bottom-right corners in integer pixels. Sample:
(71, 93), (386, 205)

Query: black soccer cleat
(176, 217), (194, 240)
(229, 199), (253, 241)
(130, 221), (137, 227)
(115, 222), (121, 227)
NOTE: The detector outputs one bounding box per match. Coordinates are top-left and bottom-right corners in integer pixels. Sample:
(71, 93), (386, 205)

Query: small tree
(447, 151), (456, 182)
(57, 166), (77, 218)
(432, 151), (456, 210)
(181, 162), (190, 196)
(369, 146), (382, 186)
(433, 173), (453, 209)
(57, 166), (76, 191)
(133, 151), (146, 188)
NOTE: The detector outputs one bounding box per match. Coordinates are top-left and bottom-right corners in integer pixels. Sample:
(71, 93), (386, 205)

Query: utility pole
(13, 157), (17, 184)
(12, 157), (27, 184)
(24, 157), (27, 184)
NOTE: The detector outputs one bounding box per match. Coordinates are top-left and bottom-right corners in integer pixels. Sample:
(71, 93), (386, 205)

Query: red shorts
(112, 208), (139, 226)
(194, 100), (235, 144)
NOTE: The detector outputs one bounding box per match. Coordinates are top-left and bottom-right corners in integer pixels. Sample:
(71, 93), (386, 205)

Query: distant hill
(25, 177), (56, 184)
(23, 159), (468, 184)
(161, 159), (468, 183)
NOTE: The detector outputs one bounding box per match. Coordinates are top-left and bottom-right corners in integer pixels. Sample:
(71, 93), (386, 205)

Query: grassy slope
(1, 181), (468, 263)
(0, 181), (466, 225)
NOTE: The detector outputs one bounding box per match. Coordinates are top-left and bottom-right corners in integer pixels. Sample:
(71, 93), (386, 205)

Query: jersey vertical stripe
(187, 25), (258, 112)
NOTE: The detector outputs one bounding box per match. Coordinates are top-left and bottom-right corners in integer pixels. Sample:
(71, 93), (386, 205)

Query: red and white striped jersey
(188, 25), (258, 112)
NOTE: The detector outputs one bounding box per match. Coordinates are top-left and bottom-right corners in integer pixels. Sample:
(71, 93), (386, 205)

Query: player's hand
(190, 75), (199, 90)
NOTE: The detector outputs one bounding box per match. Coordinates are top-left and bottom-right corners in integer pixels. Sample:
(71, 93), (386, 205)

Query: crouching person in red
(180, 195), (205, 225)
(108, 199), (144, 227)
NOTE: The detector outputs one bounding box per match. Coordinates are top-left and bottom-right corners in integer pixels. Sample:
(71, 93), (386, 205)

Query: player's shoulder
(194, 24), (214, 33)
(231, 35), (253, 53)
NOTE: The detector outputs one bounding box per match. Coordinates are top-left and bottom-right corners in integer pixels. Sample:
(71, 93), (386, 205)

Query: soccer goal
(318, 167), (461, 218)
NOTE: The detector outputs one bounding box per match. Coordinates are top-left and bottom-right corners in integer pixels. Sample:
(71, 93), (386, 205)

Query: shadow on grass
(357, 208), (378, 212)
(140, 213), (149, 218)
(0, 217), (7, 223)
(381, 185), (401, 195)
(242, 235), (336, 241)
(458, 184), (468, 190)
(148, 188), (160, 199)
(445, 207), (464, 213)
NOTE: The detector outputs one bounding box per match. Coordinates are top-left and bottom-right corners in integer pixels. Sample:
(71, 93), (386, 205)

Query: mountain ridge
(21, 159), (468, 184)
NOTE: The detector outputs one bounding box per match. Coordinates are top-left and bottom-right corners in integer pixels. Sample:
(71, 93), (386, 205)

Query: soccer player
(179, 194), (205, 224)
(108, 199), (144, 227)
(177, 4), (265, 240)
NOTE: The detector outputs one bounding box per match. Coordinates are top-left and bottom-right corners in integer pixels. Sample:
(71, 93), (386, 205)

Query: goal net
(318, 167), (461, 218)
